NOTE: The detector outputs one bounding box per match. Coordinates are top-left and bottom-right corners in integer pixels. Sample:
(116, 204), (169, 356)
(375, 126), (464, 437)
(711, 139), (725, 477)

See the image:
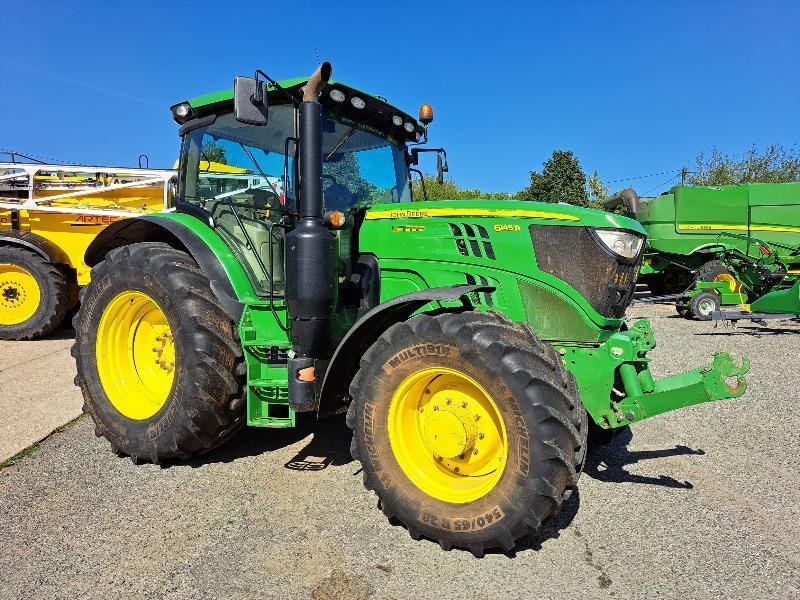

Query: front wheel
(71, 242), (245, 463)
(688, 291), (721, 321)
(347, 311), (587, 556)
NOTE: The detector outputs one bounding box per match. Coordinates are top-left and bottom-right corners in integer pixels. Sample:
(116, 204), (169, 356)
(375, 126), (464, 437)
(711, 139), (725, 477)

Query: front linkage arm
(570, 320), (750, 430)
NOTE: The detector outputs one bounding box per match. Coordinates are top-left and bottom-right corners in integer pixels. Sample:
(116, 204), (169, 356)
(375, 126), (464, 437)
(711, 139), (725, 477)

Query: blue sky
(1, 0), (798, 195)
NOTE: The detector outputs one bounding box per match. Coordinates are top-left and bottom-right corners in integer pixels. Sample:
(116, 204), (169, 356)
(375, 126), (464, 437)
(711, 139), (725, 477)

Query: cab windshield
(178, 104), (410, 295)
(179, 106), (411, 214)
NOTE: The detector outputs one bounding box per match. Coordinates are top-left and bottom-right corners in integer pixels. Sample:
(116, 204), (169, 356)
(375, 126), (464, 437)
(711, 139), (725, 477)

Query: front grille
(529, 225), (643, 318)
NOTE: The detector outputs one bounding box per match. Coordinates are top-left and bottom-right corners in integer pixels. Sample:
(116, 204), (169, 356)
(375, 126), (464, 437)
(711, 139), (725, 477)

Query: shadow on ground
(174, 413), (354, 469)
(584, 427), (703, 489)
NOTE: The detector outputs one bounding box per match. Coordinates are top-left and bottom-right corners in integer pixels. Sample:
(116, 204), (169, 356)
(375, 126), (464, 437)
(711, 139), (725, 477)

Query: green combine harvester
(676, 233), (800, 321)
(606, 183), (800, 294)
(72, 62), (749, 555)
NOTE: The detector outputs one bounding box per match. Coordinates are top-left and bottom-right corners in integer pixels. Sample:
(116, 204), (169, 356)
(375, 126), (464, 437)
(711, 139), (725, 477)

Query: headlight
(592, 229), (644, 260)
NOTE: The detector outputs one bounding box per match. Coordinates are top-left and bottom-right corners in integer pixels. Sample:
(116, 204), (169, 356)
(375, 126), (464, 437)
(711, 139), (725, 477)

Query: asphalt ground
(0, 323), (81, 462)
(0, 304), (798, 599)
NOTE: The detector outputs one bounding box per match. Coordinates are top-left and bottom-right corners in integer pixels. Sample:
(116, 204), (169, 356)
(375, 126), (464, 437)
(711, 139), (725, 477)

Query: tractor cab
(172, 77), (426, 295)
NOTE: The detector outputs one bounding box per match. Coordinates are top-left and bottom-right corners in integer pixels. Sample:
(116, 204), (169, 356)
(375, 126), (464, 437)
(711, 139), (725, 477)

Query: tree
(201, 140), (227, 165)
(587, 170), (608, 206)
(688, 144), (800, 186)
(411, 175), (513, 201)
(519, 150), (590, 206)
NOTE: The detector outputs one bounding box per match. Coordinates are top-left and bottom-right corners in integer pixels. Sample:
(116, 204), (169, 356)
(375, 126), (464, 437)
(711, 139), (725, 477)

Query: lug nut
(418, 407), (424, 413)
(433, 405), (439, 411)
(445, 397), (452, 405)
(461, 401), (468, 408)
(473, 447), (479, 455)
(474, 414), (480, 421)
(478, 432), (485, 440)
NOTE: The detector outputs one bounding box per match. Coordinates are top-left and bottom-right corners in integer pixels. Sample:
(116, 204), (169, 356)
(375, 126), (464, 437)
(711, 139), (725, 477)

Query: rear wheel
(695, 259), (730, 283)
(71, 242), (245, 463)
(0, 246), (69, 340)
(347, 311), (587, 556)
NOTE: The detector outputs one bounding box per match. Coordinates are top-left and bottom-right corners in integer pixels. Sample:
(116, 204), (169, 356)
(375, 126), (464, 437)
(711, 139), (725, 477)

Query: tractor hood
(364, 199), (647, 234)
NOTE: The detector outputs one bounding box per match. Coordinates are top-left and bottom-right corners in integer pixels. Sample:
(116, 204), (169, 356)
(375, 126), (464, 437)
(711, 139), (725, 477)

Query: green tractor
(72, 62), (749, 556)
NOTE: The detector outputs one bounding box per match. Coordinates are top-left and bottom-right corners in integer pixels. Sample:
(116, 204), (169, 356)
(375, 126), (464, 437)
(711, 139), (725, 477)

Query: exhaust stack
(285, 62), (335, 412)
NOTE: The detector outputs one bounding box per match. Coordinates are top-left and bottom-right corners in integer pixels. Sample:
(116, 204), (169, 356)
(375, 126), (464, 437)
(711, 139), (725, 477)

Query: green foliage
(519, 150), (591, 206)
(322, 153), (388, 210)
(587, 170), (609, 205)
(689, 144), (800, 186)
(201, 140), (227, 165)
(411, 175), (513, 201)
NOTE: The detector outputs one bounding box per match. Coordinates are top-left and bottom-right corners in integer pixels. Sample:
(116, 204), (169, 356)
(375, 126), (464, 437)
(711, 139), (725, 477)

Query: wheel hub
(388, 367), (508, 504)
(0, 264), (41, 326)
(2, 285), (20, 303)
(420, 389), (480, 459)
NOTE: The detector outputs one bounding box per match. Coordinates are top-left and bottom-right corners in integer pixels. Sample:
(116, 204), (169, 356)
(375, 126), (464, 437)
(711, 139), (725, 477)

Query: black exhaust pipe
(285, 62), (334, 411)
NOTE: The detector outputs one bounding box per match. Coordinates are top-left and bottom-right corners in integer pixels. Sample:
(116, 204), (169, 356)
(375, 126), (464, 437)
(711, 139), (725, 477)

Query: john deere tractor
(72, 62), (749, 556)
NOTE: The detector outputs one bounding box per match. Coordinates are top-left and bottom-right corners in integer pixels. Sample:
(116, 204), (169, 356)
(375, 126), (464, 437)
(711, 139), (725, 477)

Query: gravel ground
(0, 304), (798, 600)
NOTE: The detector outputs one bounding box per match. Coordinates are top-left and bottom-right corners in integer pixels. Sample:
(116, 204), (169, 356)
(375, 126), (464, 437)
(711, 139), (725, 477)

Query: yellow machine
(0, 161), (174, 339)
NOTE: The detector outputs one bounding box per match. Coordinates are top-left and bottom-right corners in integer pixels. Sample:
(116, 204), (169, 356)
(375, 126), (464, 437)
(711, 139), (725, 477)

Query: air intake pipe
(285, 62), (335, 411)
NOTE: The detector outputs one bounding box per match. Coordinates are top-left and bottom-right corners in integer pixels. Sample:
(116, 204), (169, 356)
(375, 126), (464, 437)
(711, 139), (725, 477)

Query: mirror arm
(409, 168), (427, 201)
(409, 147), (448, 168)
(254, 69), (299, 107)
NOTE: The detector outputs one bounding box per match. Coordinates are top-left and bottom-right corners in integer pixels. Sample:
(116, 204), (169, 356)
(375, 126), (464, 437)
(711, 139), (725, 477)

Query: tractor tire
(694, 259), (730, 283)
(687, 291), (720, 321)
(661, 267), (692, 294)
(347, 311), (587, 556)
(72, 242), (245, 463)
(0, 245), (70, 340)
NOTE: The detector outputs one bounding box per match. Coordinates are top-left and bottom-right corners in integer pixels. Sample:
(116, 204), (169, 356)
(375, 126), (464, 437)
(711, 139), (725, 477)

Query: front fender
(317, 284), (494, 417)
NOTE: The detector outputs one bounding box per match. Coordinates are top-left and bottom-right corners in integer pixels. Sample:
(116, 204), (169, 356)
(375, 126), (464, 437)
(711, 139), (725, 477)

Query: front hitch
(616, 351), (750, 424)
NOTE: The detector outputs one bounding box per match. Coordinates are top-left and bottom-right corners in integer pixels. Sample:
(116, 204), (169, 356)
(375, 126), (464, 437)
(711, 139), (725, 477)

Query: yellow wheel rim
(388, 367), (508, 504)
(0, 263), (41, 326)
(714, 273), (739, 293)
(96, 290), (176, 420)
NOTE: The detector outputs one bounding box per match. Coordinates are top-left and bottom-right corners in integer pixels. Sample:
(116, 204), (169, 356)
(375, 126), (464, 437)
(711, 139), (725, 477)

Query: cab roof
(184, 76), (425, 144)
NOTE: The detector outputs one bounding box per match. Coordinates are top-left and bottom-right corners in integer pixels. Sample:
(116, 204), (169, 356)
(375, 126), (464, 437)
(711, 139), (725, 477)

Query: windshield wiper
(325, 125), (358, 161)
(240, 144), (269, 179)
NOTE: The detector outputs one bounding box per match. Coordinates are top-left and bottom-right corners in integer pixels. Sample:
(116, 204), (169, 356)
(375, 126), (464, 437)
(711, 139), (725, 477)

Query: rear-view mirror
(234, 76), (268, 125)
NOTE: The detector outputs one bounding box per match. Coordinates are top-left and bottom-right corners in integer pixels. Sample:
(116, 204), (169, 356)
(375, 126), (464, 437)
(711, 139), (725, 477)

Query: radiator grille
(529, 225), (643, 318)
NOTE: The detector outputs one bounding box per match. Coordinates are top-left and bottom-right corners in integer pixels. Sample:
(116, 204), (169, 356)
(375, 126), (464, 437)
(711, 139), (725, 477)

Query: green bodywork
(135, 77), (750, 433)
(634, 182), (800, 277)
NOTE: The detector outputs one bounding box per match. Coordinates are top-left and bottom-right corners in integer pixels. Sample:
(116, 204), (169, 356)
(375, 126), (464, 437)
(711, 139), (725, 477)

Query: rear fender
(85, 215), (252, 319)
